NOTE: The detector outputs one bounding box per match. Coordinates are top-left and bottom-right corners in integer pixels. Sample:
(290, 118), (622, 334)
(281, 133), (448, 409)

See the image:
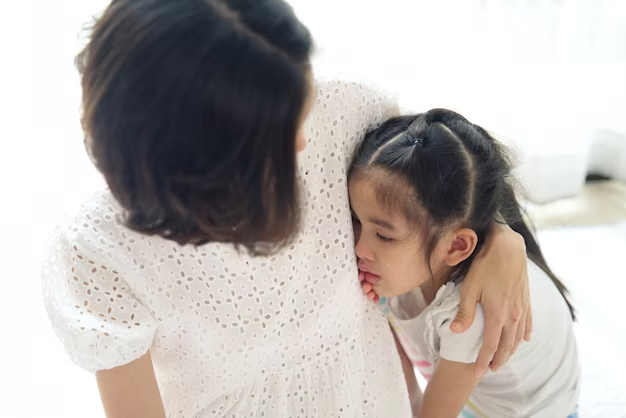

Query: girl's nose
(355, 237), (374, 262)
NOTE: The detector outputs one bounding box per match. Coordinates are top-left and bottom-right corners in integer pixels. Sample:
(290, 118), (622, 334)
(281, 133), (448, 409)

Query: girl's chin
(373, 285), (399, 299)
(374, 283), (409, 299)
(378, 292), (400, 299)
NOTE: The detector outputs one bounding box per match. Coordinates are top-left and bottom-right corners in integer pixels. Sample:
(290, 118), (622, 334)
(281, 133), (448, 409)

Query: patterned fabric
(41, 80), (412, 417)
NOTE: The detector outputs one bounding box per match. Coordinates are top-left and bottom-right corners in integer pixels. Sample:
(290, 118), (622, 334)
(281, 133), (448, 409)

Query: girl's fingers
(364, 272), (380, 285)
(362, 282), (372, 294)
(359, 273), (380, 303)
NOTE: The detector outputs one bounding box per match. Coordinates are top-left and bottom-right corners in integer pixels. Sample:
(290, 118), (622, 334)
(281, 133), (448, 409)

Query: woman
(42, 0), (531, 416)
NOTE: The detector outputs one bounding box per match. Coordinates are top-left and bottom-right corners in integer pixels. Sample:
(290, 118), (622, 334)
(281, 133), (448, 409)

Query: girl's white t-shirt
(42, 80), (412, 417)
(384, 260), (580, 418)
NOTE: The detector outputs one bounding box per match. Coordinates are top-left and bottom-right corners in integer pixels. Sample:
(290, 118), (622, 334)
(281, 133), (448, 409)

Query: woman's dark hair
(349, 109), (575, 320)
(77, 0), (313, 255)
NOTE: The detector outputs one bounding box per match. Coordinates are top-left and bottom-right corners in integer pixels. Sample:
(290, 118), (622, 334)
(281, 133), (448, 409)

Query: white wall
(1, 2), (107, 417)
(289, 0), (626, 200)
(293, 0), (626, 128)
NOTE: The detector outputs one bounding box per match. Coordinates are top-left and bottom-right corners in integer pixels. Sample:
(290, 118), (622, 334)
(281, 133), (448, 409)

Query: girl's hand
(452, 223), (532, 377)
(359, 270), (380, 304)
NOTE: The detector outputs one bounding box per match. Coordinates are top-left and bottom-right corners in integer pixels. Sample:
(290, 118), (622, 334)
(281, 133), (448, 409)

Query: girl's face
(349, 177), (446, 298)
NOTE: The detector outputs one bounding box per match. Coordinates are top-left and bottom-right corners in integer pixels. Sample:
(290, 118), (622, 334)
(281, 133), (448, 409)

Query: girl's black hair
(349, 109), (575, 320)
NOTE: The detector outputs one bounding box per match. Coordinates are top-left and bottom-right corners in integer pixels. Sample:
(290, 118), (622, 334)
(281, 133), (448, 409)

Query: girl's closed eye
(376, 233), (393, 242)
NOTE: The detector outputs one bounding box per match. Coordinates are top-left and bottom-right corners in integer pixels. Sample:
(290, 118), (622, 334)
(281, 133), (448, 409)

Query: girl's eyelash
(376, 233), (392, 242)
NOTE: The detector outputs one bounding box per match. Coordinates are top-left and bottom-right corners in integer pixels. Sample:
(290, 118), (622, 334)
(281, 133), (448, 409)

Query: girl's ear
(444, 228), (478, 267)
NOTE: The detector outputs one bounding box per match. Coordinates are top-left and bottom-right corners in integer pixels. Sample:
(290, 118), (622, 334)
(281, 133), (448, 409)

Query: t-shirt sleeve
(436, 299), (486, 364)
(41, 225), (158, 373)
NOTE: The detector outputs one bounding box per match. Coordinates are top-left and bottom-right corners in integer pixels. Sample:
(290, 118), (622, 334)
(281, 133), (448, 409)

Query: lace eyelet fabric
(42, 80), (411, 417)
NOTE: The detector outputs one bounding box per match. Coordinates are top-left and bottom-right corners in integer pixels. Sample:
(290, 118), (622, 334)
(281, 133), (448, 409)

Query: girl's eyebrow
(368, 218), (396, 232)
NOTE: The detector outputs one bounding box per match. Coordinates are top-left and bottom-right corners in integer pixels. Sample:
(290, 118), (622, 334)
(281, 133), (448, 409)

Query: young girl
(41, 0), (534, 416)
(350, 109), (580, 418)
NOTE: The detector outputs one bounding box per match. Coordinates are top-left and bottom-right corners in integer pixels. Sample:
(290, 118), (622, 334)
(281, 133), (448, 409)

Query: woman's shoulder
(313, 76), (399, 122)
(301, 77), (399, 173)
(48, 189), (134, 259)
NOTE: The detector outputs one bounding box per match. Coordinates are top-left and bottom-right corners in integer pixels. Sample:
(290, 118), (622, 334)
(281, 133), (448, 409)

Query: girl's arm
(392, 330), (423, 417)
(452, 223), (531, 376)
(420, 358), (480, 418)
(96, 351), (166, 418)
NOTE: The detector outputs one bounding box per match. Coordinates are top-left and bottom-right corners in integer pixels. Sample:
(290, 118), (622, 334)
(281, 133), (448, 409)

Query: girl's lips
(358, 263), (378, 276)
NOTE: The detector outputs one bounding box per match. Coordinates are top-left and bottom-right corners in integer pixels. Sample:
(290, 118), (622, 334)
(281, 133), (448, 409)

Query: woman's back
(43, 80), (411, 417)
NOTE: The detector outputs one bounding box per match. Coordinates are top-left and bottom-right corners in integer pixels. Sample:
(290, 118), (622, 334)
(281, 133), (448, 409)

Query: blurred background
(1, 0), (625, 416)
